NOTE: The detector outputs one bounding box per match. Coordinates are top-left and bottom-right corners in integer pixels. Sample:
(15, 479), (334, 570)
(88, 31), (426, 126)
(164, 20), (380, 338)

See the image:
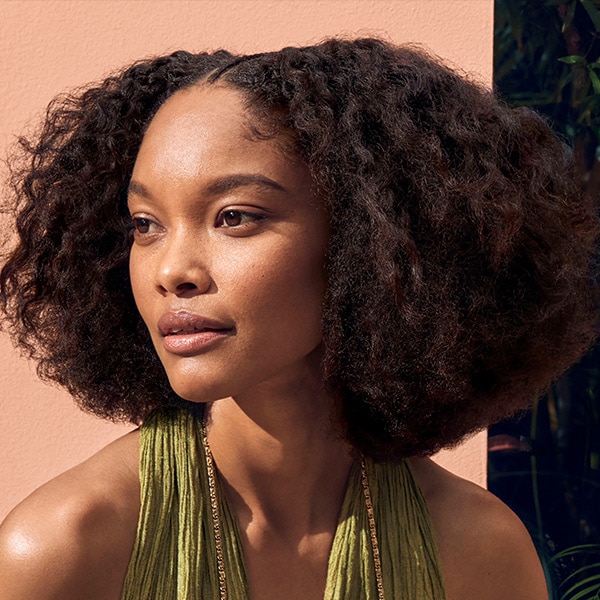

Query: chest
(242, 534), (332, 600)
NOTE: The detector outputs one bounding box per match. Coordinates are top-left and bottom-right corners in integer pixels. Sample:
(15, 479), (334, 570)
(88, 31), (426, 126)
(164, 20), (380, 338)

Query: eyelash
(128, 209), (265, 237)
(128, 217), (157, 239)
(215, 209), (265, 229)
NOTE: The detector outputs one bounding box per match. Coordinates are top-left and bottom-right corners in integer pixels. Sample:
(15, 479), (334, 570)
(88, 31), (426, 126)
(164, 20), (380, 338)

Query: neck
(204, 374), (354, 539)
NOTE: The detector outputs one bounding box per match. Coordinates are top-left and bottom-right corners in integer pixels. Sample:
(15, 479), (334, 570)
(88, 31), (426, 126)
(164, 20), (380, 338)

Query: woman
(0, 38), (596, 599)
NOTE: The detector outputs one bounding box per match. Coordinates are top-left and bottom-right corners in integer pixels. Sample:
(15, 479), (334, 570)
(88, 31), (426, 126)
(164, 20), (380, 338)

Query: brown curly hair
(1, 38), (597, 460)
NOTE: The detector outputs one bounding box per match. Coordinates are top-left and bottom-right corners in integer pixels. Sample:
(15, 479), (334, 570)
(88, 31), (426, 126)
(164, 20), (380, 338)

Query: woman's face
(128, 84), (329, 402)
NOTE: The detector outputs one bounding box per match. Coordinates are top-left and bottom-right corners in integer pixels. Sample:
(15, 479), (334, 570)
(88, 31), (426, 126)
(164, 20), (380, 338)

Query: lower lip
(162, 330), (231, 356)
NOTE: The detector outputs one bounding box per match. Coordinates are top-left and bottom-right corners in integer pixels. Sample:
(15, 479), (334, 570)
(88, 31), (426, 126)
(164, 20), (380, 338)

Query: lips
(158, 311), (232, 336)
(157, 311), (233, 355)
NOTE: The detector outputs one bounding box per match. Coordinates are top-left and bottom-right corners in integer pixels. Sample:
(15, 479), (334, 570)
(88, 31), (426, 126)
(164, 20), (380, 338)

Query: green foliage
(492, 3), (600, 598)
(548, 544), (600, 599)
(530, 373), (600, 598)
(489, 356), (600, 598)
(495, 0), (600, 200)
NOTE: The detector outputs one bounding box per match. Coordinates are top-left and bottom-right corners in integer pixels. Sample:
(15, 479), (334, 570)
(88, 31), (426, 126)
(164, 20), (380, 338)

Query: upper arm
(410, 458), (548, 600)
(0, 434), (139, 600)
(444, 499), (548, 600)
(0, 496), (95, 600)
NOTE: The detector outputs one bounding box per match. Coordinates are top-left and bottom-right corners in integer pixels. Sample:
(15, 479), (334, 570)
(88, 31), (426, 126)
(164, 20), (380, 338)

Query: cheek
(232, 247), (326, 333)
(128, 249), (153, 322)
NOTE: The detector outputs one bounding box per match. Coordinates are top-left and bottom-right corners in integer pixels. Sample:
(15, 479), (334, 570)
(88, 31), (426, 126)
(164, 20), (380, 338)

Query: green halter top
(121, 407), (447, 599)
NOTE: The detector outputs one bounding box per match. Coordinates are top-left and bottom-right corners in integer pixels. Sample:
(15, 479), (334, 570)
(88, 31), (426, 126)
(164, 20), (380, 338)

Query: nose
(155, 232), (212, 297)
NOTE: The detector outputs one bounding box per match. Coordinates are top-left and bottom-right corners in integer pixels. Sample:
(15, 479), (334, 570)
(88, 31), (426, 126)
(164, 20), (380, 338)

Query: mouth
(158, 311), (233, 337)
(157, 311), (234, 356)
(165, 325), (230, 335)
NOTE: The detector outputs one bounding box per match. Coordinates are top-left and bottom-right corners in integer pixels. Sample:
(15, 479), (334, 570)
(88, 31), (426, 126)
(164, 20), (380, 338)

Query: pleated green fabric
(121, 407), (447, 599)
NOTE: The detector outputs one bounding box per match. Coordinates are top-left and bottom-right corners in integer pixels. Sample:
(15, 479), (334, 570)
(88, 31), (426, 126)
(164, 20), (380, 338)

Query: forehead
(134, 84), (299, 183)
(139, 85), (247, 168)
(148, 84), (248, 134)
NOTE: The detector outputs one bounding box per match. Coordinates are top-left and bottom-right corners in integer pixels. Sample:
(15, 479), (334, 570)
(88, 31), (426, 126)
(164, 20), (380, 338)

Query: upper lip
(157, 311), (233, 336)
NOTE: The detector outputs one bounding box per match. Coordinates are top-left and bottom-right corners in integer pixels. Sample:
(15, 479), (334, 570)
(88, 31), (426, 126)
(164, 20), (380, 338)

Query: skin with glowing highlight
(128, 84), (330, 406)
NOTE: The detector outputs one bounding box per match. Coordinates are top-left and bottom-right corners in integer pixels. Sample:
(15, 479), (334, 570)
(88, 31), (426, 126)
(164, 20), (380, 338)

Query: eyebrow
(127, 173), (286, 200)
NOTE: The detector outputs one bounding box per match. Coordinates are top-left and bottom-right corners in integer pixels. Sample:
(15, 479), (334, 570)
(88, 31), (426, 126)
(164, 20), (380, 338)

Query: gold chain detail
(360, 458), (385, 600)
(203, 420), (384, 600)
(201, 421), (228, 600)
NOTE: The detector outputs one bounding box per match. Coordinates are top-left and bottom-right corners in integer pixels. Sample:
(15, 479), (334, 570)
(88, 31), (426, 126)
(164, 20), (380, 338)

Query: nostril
(155, 264), (209, 296)
(176, 282), (197, 292)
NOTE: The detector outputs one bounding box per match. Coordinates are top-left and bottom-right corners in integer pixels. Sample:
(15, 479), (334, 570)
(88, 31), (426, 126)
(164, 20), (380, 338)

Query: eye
(221, 210), (243, 227)
(216, 209), (264, 229)
(132, 217), (151, 234)
(130, 216), (160, 237)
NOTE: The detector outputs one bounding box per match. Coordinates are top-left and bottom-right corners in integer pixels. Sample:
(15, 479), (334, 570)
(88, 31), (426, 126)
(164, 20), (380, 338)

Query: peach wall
(0, 0), (492, 521)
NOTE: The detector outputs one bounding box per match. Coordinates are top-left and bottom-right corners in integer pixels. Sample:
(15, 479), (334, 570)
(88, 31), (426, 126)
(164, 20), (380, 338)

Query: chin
(167, 374), (231, 405)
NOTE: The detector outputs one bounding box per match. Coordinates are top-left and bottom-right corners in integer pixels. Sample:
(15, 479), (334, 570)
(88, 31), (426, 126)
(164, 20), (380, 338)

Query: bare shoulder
(0, 429), (140, 600)
(409, 456), (548, 600)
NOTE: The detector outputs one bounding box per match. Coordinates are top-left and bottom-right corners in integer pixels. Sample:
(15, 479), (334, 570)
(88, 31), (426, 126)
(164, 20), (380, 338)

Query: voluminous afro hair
(1, 38), (598, 460)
